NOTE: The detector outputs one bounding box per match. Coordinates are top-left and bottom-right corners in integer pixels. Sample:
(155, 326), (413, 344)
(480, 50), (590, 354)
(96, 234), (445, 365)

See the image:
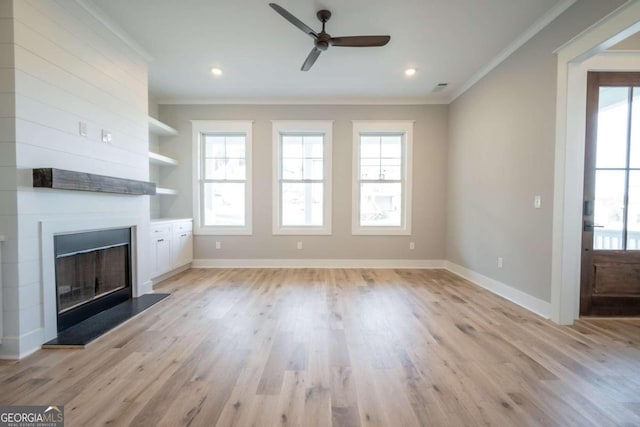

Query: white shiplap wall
(0, 0), (17, 352)
(0, 0), (150, 359)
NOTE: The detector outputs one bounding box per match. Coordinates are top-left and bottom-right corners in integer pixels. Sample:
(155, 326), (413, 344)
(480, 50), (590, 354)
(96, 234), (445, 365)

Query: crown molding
(554, 0), (640, 59)
(73, 0), (154, 62)
(449, 0), (577, 103)
(154, 96), (449, 106)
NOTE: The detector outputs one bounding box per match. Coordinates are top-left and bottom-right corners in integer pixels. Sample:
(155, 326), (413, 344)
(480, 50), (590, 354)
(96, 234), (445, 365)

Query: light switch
(79, 121), (87, 137)
(101, 129), (112, 144)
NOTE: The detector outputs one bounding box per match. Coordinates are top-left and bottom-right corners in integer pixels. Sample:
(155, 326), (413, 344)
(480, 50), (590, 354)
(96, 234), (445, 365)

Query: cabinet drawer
(151, 223), (172, 235)
(172, 221), (193, 234)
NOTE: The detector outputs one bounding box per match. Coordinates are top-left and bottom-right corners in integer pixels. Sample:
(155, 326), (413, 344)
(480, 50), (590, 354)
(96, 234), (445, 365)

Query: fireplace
(54, 228), (132, 332)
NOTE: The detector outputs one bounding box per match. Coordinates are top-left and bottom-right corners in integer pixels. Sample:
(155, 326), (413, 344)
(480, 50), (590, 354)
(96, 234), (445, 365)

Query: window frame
(192, 120), (253, 235)
(352, 120), (414, 235)
(272, 120), (333, 235)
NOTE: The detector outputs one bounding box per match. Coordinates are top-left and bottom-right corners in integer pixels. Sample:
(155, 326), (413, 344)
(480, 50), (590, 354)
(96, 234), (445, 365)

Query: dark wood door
(581, 72), (640, 316)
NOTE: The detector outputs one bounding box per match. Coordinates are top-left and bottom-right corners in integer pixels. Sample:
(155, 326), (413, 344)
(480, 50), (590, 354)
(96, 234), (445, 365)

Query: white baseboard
(445, 261), (551, 319)
(151, 263), (191, 286)
(0, 328), (44, 360)
(192, 258), (446, 269)
(139, 280), (154, 295)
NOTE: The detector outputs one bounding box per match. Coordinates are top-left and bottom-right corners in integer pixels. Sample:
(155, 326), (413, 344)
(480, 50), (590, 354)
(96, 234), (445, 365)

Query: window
(272, 121), (332, 235)
(192, 120), (252, 235)
(352, 121), (413, 235)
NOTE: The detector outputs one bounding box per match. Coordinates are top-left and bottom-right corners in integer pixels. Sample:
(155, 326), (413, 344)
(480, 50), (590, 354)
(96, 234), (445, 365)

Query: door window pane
(596, 87), (630, 168)
(629, 88), (640, 168)
(360, 182), (402, 226)
(593, 170), (625, 250)
(627, 171), (640, 249)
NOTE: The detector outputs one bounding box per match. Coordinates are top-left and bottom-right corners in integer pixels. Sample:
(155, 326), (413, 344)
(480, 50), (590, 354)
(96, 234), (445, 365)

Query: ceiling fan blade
(269, 3), (318, 39)
(330, 35), (391, 47)
(301, 47), (321, 71)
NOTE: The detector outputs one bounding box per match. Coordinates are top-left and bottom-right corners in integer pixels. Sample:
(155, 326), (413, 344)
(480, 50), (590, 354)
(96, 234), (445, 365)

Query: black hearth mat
(43, 293), (170, 348)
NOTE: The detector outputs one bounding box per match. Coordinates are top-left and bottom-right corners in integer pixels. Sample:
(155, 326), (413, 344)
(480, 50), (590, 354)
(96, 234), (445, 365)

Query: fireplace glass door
(56, 244), (129, 312)
(54, 228), (132, 331)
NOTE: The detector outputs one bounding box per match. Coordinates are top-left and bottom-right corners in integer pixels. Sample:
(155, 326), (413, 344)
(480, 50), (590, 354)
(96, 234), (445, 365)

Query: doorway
(581, 71), (640, 315)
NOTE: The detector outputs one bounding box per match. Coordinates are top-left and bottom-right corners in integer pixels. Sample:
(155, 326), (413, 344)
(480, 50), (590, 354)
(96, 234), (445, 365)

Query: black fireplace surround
(54, 228), (132, 332)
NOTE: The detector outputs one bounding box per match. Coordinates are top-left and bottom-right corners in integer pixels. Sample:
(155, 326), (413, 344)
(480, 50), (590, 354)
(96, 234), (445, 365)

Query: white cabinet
(171, 220), (193, 269)
(150, 219), (193, 279)
(149, 223), (172, 278)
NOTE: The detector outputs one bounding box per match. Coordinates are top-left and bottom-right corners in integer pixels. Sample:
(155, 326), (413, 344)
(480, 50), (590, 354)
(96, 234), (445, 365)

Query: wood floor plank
(1, 268), (639, 426)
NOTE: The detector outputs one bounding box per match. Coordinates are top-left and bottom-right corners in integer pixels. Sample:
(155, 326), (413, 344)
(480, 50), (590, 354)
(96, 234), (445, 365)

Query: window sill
(273, 227), (332, 236)
(195, 227), (252, 236)
(352, 227), (411, 236)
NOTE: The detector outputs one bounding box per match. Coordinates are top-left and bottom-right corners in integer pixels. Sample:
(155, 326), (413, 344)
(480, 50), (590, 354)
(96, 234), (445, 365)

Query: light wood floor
(1, 268), (640, 426)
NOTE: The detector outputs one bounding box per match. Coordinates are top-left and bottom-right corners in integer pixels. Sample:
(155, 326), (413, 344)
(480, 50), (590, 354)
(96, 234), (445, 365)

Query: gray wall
(158, 104), (448, 260)
(446, 0), (625, 302)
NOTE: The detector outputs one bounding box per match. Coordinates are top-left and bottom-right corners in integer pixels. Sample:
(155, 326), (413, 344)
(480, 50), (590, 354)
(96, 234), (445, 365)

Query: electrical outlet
(534, 195), (542, 209)
(498, 257), (503, 268)
(409, 242), (415, 250)
(215, 241), (221, 249)
(297, 241), (303, 250)
(101, 129), (112, 144)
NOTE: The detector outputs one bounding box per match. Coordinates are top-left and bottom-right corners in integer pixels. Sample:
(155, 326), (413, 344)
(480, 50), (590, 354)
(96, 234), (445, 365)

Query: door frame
(551, 0), (640, 324)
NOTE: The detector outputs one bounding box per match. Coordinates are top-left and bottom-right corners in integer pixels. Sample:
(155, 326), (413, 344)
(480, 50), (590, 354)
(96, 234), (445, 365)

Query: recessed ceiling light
(404, 68), (417, 77)
(211, 67), (223, 76)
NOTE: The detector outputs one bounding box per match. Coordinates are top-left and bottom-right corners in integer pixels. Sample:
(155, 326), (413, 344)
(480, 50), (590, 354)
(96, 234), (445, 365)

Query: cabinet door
(149, 238), (159, 277)
(152, 236), (172, 277)
(172, 231), (193, 268)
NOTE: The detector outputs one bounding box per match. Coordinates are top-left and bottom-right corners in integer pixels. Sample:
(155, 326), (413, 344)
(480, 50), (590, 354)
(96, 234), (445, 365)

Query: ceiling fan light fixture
(210, 67), (223, 76)
(404, 68), (417, 77)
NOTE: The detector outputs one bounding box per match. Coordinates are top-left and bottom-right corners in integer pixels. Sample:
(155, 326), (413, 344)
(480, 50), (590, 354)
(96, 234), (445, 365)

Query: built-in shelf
(149, 151), (178, 166)
(148, 116), (178, 136)
(148, 117), (179, 202)
(156, 187), (178, 196)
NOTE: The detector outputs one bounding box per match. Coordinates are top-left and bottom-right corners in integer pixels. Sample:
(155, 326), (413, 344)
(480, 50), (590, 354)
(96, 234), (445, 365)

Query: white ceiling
(86, 0), (572, 103)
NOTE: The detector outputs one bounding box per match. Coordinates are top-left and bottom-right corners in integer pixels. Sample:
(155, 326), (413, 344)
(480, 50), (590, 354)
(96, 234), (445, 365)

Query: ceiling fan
(269, 3), (391, 71)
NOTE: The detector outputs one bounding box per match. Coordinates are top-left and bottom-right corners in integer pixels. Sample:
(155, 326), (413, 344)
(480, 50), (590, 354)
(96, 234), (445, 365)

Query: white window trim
(352, 120), (414, 236)
(272, 120), (333, 235)
(191, 120), (253, 235)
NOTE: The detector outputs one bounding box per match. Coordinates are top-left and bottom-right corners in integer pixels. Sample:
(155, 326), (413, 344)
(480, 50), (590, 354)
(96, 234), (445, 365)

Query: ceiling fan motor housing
(315, 34), (330, 51)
